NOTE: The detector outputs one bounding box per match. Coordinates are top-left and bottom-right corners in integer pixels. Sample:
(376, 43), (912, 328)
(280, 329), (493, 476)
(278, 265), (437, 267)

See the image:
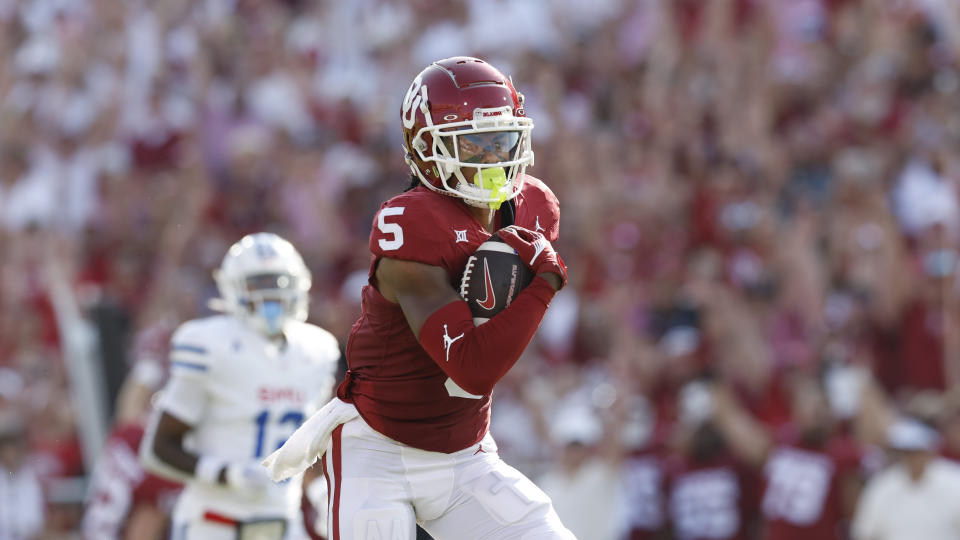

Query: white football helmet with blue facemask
(214, 233), (311, 337)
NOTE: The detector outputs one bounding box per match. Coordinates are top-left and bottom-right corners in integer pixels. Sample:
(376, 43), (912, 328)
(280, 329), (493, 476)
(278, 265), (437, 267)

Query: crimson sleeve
(418, 276), (556, 396)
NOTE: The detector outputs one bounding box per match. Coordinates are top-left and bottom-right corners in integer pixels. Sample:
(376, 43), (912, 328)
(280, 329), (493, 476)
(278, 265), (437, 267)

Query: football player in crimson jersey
(264, 57), (573, 540)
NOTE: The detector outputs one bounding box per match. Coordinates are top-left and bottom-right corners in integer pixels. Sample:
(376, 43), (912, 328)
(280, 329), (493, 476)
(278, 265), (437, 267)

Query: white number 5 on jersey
(377, 207), (405, 251)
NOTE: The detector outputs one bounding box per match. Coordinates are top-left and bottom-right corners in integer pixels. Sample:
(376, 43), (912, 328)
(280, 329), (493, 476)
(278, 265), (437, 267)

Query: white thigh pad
(460, 462), (552, 525)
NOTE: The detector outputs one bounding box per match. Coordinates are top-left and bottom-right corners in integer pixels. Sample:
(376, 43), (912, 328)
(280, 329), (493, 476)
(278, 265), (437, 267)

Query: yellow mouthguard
(473, 167), (509, 210)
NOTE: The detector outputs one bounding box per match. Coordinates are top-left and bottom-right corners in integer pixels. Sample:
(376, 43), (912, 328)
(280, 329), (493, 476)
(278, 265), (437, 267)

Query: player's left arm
(379, 225), (564, 337)
(379, 228), (564, 396)
(377, 258), (466, 335)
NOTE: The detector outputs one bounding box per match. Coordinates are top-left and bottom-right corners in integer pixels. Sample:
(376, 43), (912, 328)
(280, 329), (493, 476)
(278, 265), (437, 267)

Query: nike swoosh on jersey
(477, 259), (497, 311)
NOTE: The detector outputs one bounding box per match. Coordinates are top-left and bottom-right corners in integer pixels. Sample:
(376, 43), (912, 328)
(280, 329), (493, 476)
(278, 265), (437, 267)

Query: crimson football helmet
(401, 57), (534, 209)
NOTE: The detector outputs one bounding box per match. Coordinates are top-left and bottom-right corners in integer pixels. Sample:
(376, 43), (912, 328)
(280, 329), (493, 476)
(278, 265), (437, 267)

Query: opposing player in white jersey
(140, 233), (340, 540)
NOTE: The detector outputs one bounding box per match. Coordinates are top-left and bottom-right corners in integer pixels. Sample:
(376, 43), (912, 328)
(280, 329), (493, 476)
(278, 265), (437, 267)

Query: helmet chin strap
(500, 197), (516, 226)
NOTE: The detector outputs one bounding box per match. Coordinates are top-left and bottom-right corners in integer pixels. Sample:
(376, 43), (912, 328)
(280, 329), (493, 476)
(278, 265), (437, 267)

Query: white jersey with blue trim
(157, 314), (339, 523)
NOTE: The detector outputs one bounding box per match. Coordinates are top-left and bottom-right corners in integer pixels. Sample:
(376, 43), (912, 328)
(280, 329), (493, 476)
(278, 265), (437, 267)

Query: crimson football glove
(498, 225), (568, 290)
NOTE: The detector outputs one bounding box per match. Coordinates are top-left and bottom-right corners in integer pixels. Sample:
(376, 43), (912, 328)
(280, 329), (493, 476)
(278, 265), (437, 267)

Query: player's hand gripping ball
(497, 225), (567, 289)
(459, 233), (534, 325)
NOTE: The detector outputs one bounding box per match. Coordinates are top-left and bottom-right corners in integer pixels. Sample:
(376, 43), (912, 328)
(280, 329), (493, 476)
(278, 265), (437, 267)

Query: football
(459, 234), (534, 325)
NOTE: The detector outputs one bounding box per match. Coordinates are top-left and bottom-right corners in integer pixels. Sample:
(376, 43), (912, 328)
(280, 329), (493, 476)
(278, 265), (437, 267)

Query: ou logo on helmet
(402, 74), (427, 130)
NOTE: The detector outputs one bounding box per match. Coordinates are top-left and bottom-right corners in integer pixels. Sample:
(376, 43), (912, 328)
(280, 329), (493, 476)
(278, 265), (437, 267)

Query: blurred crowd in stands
(0, 0), (958, 538)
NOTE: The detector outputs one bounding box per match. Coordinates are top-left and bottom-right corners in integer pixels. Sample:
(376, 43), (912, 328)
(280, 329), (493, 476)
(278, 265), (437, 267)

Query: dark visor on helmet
(449, 131), (521, 164)
(245, 273), (293, 293)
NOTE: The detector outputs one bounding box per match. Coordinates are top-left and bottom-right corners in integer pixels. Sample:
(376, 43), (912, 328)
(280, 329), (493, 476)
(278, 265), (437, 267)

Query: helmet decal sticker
(401, 74), (425, 130)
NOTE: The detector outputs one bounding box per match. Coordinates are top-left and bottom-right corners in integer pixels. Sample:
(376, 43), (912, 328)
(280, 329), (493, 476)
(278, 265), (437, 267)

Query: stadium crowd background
(0, 0), (958, 538)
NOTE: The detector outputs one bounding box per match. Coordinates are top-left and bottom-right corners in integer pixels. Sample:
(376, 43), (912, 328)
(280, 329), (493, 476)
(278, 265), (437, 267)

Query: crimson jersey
(761, 429), (862, 540)
(336, 176), (559, 453)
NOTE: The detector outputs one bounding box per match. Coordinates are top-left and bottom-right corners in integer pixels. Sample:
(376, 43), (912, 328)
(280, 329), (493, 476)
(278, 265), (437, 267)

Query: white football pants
(169, 491), (309, 540)
(170, 516), (309, 540)
(322, 415), (575, 540)
(170, 520), (236, 540)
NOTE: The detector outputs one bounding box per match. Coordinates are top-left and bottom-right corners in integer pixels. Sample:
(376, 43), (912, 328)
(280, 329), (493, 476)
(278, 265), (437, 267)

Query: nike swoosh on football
(477, 259), (497, 311)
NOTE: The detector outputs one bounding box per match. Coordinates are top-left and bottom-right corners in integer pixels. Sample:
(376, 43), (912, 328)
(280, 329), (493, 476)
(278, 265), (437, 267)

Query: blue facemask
(257, 301), (286, 335)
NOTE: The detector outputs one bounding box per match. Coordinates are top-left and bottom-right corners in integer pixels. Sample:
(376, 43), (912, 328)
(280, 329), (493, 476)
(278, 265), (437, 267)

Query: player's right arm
(139, 321), (268, 492)
(145, 411), (206, 480)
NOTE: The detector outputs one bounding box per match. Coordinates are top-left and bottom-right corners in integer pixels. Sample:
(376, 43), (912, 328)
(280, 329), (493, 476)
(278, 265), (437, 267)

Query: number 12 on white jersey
(253, 409), (304, 458)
